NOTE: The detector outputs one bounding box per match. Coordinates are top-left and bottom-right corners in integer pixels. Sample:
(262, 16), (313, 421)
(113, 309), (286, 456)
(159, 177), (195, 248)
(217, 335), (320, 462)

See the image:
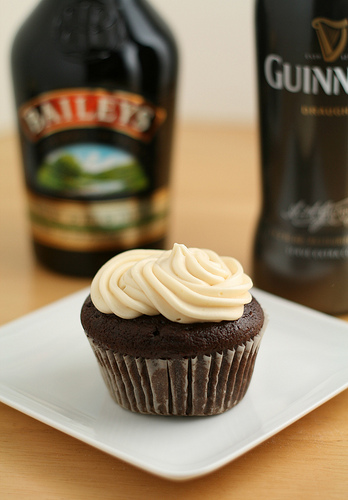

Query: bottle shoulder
(12, 0), (178, 64)
(11, 0), (178, 103)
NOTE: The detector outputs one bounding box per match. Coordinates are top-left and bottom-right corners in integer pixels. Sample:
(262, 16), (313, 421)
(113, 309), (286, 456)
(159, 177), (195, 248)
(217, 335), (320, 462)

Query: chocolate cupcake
(81, 244), (267, 416)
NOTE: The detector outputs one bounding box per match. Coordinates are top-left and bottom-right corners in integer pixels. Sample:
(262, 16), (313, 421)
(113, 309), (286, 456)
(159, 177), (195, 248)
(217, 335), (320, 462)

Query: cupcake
(81, 243), (267, 416)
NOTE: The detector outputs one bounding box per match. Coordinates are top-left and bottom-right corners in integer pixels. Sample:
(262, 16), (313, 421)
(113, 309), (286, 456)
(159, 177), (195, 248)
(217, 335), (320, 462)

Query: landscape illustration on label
(37, 143), (149, 195)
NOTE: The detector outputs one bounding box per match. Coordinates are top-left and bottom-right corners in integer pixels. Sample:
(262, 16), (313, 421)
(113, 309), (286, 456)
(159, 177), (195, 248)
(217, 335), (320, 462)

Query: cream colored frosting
(90, 243), (253, 323)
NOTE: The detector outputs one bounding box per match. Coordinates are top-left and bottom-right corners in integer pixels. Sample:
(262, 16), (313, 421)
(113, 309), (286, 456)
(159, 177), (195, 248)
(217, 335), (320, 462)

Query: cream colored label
(28, 188), (169, 251)
(91, 243), (253, 323)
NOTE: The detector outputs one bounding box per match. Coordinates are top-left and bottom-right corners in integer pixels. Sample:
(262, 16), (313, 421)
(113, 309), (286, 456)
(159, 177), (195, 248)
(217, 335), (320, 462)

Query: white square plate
(1, 288), (348, 481)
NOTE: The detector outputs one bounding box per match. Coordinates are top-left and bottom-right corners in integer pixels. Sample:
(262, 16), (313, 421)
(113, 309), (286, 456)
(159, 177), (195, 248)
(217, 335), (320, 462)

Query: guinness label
(264, 18), (348, 96)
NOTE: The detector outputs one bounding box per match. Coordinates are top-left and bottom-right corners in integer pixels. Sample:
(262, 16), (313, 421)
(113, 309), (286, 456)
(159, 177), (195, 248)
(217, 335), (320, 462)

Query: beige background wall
(0, 0), (257, 132)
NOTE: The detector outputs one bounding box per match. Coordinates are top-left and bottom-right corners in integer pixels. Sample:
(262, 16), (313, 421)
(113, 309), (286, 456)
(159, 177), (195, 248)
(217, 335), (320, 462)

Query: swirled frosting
(91, 243), (253, 323)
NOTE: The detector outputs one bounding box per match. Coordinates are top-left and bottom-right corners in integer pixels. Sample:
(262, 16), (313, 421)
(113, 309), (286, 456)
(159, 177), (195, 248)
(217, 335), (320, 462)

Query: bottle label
(271, 197), (348, 262)
(263, 17), (348, 97)
(19, 89), (166, 143)
(27, 187), (169, 251)
(30, 142), (150, 196)
(281, 198), (348, 233)
(266, 226), (348, 262)
(19, 89), (170, 252)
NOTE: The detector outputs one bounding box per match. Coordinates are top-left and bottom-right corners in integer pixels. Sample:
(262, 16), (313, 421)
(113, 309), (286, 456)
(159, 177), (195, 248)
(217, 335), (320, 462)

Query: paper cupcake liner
(87, 320), (267, 416)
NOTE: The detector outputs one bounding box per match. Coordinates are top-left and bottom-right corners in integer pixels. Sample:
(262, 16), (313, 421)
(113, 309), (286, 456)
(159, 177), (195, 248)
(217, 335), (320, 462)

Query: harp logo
(263, 17), (348, 96)
(312, 17), (348, 62)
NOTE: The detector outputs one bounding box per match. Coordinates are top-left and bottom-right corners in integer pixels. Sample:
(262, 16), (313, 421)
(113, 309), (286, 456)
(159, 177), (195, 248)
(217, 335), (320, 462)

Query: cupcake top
(91, 243), (253, 323)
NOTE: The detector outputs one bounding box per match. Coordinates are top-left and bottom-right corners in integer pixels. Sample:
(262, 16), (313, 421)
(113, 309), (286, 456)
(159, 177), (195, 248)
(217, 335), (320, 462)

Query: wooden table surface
(1, 124), (347, 499)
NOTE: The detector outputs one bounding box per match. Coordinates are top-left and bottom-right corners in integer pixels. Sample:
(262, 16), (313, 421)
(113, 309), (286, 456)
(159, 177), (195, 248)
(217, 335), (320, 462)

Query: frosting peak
(91, 244), (253, 323)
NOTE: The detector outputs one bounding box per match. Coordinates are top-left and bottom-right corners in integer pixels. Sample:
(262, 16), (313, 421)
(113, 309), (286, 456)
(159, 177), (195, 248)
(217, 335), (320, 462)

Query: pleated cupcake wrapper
(89, 335), (261, 416)
(88, 319), (267, 416)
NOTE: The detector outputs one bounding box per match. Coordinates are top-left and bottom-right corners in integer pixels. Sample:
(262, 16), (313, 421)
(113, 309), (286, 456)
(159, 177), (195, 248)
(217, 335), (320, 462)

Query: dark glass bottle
(253, 0), (348, 314)
(11, 0), (178, 276)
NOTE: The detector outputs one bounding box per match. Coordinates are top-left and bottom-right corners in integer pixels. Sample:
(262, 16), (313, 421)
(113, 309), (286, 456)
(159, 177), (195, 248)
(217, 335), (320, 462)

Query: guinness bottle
(253, 0), (348, 314)
(11, 0), (178, 276)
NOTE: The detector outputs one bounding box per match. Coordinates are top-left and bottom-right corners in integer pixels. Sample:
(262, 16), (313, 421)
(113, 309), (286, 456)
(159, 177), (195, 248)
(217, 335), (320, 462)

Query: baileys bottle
(11, 0), (178, 276)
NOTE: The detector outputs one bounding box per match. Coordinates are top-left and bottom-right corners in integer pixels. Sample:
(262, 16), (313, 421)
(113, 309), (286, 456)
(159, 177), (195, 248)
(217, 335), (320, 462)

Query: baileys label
(19, 89), (166, 143)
